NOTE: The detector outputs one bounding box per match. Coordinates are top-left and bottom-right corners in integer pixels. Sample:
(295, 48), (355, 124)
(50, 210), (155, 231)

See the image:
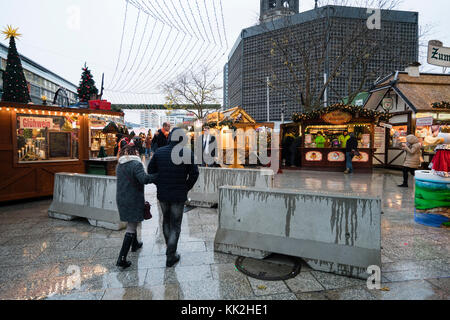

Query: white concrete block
(188, 167), (274, 207)
(215, 186), (382, 279)
(48, 173), (125, 231)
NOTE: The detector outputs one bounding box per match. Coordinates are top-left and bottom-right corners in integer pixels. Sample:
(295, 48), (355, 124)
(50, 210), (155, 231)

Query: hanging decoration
(292, 103), (391, 123)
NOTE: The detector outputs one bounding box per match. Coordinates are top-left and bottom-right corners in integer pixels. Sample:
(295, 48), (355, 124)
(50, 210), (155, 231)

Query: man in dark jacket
(201, 126), (217, 166)
(148, 128), (199, 267)
(344, 133), (359, 174)
(151, 122), (171, 153)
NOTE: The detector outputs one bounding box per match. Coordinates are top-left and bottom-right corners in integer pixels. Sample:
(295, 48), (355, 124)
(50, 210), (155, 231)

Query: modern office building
(223, 63), (229, 110)
(227, 2), (419, 122)
(139, 109), (196, 129)
(0, 42), (78, 105)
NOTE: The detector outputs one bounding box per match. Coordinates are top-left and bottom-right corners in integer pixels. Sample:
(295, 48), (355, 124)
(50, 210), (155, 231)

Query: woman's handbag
(144, 201), (152, 220)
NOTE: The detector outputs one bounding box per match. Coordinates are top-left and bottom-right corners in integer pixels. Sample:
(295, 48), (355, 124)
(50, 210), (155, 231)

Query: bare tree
(254, 0), (421, 112)
(161, 66), (222, 120)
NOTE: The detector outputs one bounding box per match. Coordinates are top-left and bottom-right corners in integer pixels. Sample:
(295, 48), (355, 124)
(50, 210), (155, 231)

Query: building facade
(138, 109), (196, 130)
(223, 63), (229, 110)
(227, 5), (419, 122)
(0, 43), (78, 105)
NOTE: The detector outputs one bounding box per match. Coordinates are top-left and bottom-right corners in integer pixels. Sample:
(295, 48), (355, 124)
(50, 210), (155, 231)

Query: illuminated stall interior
(282, 104), (390, 171)
(88, 113), (124, 158)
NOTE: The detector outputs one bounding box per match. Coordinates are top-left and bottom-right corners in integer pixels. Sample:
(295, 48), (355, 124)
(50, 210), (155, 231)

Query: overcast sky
(1, 0), (449, 108)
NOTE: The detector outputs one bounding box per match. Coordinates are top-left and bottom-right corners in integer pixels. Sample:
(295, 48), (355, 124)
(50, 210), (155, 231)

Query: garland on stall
(204, 119), (237, 130)
(292, 103), (391, 122)
(432, 101), (450, 109)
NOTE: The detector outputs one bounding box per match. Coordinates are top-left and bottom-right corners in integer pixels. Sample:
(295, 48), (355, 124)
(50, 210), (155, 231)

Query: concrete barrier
(187, 167), (274, 207)
(48, 173), (126, 231)
(215, 186), (382, 279)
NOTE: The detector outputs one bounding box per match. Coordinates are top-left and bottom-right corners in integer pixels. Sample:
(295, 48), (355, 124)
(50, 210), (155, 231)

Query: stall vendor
(338, 131), (350, 148)
(315, 132), (326, 148)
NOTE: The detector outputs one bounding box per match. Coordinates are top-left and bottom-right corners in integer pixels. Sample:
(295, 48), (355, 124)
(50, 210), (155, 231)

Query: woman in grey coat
(116, 143), (158, 269)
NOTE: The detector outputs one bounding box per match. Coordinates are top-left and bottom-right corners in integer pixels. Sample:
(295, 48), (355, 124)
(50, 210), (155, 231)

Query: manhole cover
(235, 254), (301, 281)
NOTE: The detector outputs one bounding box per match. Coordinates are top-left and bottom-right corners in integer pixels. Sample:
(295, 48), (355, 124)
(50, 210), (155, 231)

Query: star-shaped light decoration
(2, 25), (22, 40)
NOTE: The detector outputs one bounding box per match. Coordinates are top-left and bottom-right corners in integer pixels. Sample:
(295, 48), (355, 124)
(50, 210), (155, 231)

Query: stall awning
(364, 72), (450, 112)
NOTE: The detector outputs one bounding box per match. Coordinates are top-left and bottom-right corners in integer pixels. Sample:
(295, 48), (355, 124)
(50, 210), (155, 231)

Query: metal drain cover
(235, 254), (301, 281)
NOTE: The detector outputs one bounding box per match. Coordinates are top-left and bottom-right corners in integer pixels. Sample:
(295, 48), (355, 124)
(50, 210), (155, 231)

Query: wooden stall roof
(0, 101), (124, 117)
(207, 107), (256, 124)
(364, 72), (450, 112)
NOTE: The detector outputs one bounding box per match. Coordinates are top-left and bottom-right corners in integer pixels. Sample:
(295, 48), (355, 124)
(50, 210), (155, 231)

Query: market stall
(205, 107), (274, 168)
(0, 101), (124, 202)
(283, 104), (390, 172)
(364, 71), (450, 168)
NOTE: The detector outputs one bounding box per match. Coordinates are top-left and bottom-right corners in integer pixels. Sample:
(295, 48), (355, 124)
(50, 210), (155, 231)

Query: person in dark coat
(344, 133), (359, 174)
(148, 128), (199, 267)
(116, 143), (158, 269)
(151, 122), (171, 153)
(201, 126), (217, 166)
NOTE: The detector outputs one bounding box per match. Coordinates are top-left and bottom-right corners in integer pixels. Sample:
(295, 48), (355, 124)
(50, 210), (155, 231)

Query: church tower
(260, 0), (299, 23)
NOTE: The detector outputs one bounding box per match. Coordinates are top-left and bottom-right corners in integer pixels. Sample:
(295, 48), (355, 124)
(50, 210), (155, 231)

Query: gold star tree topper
(2, 25), (22, 40)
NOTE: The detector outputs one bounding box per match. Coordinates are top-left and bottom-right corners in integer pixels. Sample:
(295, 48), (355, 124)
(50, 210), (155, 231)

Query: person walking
(398, 134), (422, 188)
(202, 126), (217, 166)
(148, 128), (199, 267)
(344, 133), (358, 174)
(116, 143), (158, 269)
(145, 129), (153, 158)
(152, 122), (171, 153)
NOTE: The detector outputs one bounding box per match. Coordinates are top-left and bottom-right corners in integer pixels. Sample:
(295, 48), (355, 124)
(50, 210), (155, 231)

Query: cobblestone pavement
(0, 169), (448, 300)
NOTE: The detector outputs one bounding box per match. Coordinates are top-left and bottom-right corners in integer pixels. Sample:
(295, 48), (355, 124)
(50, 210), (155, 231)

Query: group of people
(114, 122), (174, 160)
(115, 124), (199, 269)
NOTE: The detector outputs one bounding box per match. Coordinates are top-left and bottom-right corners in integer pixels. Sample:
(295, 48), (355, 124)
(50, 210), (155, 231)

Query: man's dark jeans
(159, 201), (184, 257)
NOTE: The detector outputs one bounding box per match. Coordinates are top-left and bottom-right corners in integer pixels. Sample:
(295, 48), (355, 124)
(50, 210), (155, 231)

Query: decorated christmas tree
(1, 26), (31, 103)
(77, 64), (98, 102)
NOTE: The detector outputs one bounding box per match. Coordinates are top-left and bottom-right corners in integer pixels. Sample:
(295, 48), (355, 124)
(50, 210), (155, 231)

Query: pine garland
(432, 101), (450, 109)
(292, 103), (391, 122)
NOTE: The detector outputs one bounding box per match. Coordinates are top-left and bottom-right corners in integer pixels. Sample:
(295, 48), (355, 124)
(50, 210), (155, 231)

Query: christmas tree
(77, 64), (98, 102)
(1, 26), (31, 103)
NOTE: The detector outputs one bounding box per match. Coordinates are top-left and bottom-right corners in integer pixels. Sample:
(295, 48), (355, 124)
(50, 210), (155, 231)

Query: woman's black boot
(116, 233), (134, 269)
(131, 233), (143, 252)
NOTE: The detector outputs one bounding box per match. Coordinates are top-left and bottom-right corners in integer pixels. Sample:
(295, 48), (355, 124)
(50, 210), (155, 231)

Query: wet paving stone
(323, 286), (377, 300)
(102, 284), (179, 300)
(247, 278), (291, 296)
(370, 280), (449, 300)
(295, 291), (329, 300)
(309, 271), (366, 290)
(284, 272), (325, 293)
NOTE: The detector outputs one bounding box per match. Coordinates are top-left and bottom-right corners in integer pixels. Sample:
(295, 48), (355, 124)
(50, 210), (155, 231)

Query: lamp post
(266, 76), (270, 122)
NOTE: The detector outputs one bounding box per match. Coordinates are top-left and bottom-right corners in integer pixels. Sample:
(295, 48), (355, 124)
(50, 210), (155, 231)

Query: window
(16, 113), (80, 162)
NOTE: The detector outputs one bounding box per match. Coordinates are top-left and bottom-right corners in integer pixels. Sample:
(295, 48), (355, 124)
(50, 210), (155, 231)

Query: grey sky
(1, 0), (449, 106)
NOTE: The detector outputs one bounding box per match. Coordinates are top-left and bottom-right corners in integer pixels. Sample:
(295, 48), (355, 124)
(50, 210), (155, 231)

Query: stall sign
(19, 116), (53, 130)
(362, 134), (371, 146)
(328, 151), (345, 162)
(305, 134), (312, 144)
(352, 152), (370, 163)
(380, 122), (393, 129)
(90, 120), (107, 128)
(416, 117), (434, 127)
(382, 98), (394, 111)
(321, 111), (352, 125)
(305, 151), (323, 162)
(427, 40), (450, 68)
